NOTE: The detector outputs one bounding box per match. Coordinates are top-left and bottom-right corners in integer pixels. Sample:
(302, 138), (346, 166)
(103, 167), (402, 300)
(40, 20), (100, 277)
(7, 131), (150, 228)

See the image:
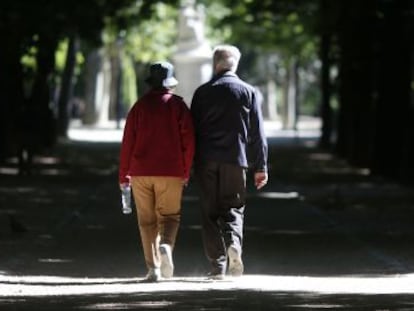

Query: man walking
(191, 45), (268, 279)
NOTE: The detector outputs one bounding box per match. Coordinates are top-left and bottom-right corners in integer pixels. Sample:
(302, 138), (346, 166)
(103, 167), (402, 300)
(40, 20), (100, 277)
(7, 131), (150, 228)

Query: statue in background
(174, 0), (212, 105)
(178, 0), (206, 48)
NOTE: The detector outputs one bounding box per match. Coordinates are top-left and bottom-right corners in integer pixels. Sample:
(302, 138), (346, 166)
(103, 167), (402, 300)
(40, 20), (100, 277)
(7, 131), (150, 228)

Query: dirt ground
(1, 127), (414, 310)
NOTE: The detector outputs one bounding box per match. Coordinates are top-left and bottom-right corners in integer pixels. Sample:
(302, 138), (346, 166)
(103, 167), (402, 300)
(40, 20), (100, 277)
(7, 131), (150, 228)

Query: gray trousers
(194, 161), (246, 274)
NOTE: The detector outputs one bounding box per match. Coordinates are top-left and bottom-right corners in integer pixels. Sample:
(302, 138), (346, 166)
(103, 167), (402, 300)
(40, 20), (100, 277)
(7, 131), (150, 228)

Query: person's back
(191, 59), (266, 174)
(190, 45), (268, 280)
(124, 89), (192, 178)
(119, 61), (195, 282)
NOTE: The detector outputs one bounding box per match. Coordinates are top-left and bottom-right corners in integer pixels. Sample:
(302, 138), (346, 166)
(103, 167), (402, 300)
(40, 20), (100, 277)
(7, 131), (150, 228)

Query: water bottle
(120, 184), (132, 214)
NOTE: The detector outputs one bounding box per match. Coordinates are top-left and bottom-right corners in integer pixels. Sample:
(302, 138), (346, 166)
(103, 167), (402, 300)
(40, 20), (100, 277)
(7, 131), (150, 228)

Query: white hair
(213, 45), (241, 73)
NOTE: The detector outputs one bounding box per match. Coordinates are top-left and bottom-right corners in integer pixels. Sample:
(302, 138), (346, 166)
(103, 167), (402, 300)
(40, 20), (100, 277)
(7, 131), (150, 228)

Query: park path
(1, 121), (414, 310)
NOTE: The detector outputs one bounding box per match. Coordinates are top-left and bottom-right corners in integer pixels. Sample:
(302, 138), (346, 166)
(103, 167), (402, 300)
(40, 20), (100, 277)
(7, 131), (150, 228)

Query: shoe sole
(160, 245), (174, 278)
(207, 274), (225, 280)
(144, 275), (160, 282)
(228, 246), (244, 276)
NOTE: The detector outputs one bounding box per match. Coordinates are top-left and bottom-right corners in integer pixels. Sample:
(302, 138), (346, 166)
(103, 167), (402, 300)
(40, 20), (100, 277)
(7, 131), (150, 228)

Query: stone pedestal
(173, 0), (212, 106)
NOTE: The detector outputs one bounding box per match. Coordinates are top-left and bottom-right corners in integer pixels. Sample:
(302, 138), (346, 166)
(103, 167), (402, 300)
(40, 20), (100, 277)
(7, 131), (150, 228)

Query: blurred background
(0, 0), (412, 183)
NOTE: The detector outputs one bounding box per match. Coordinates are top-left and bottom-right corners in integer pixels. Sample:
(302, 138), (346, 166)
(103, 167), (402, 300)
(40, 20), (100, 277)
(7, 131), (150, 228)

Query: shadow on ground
(1, 131), (414, 310)
(2, 289), (414, 310)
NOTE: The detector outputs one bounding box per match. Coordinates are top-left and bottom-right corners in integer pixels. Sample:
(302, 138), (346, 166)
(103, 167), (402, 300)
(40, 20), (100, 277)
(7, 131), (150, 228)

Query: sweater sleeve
(178, 102), (195, 179)
(118, 106), (137, 184)
(248, 90), (268, 173)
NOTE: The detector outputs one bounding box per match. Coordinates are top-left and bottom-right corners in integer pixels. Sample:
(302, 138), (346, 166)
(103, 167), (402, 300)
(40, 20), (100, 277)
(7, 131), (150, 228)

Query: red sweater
(119, 89), (195, 184)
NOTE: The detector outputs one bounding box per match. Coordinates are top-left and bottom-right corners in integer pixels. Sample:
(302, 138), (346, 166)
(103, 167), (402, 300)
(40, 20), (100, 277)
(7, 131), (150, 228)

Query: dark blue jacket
(190, 71), (268, 172)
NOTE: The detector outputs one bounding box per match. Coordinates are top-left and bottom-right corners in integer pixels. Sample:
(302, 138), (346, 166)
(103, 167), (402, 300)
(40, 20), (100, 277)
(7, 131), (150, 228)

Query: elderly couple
(118, 44), (268, 282)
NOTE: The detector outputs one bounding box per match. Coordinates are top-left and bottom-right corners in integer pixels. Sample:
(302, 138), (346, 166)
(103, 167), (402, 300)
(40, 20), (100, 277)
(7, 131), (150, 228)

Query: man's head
(212, 45), (241, 74)
(145, 61), (178, 89)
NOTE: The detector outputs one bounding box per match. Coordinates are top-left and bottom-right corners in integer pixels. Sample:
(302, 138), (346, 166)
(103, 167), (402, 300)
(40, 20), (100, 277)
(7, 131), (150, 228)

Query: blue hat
(145, 61), (178, 88)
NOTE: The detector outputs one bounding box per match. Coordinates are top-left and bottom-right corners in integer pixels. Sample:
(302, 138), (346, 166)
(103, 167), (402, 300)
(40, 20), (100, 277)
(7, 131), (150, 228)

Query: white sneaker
(227, 245), (244, 276)
(159, 244), (174, 278)
(145, 268), (161, 282)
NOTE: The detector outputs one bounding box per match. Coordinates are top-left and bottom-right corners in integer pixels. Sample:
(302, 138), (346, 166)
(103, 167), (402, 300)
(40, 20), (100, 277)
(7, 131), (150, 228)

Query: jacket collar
(212, 70), (238, 81)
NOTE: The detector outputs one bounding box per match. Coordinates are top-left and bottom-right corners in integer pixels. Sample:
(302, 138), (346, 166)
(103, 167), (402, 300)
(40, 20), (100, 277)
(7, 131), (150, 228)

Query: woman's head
(145, 61), (178, 89)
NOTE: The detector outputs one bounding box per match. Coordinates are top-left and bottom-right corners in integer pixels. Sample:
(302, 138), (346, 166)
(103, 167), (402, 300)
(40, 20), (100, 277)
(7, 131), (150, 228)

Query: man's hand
(254, 171), (268, 190)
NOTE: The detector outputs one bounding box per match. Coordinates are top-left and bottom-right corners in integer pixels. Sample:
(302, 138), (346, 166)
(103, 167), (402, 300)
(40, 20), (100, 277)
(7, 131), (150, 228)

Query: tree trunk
(0, 27), (24, 158)
(335, 0), (376, 167)
(318, 0), (341, 150)
(29, 33), (58, 149)
(57, 34), (78, 138)
(109, 42), (122, 125)
(371, 1), (412, 180)
(335, 2), (353, 159)
(399, 41), (414, 183)
(281, 59), (298, 130)
(319, 32), (332, 149)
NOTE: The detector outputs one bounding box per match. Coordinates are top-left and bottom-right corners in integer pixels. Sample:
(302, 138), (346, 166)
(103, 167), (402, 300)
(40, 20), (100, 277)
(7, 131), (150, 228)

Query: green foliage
(122, 3), (179, 63)
(2, 0), (142, 97)
(197, 1), (233, 45)
(101, 1), (183, 63)
(121, 53), (138, 108)
(100, 2), (179, 103)
(55, 40), (69, 73)
(21, 45), (37, 71)
(211, 0), (319, 63)
(198, 0), (321, 115)
(55, 38), (84, 77)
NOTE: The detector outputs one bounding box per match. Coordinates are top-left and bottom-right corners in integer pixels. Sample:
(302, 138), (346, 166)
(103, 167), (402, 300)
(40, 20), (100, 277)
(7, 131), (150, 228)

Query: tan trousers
(130, 176), (183, 270)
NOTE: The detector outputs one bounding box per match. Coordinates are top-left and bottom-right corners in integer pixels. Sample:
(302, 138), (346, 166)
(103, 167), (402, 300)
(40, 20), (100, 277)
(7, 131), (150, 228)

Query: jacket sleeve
(248, 89), (268, 173)
(118, 105), (137, 184)
(178, 101), (195, 180)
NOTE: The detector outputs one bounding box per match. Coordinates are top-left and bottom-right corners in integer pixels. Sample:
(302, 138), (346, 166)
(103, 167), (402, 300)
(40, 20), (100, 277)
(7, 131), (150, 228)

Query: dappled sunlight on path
(2, 273), (414, 297)
(2, 116), (414, 310)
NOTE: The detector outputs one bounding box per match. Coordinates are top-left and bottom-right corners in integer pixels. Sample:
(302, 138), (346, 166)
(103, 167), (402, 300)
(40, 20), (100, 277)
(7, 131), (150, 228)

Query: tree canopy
(1, 0), (414, 184)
